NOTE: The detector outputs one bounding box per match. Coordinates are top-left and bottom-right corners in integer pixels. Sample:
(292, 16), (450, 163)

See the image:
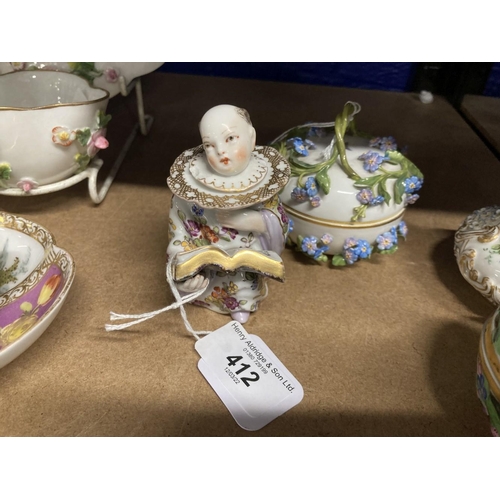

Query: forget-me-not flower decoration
(301, 236), (318, 256)
(376, 231), (396, 250)
(287, 137), (312, 156)
(310, 195), (321, 208)
(398, 221), (408, 239)
(358, 151), (385, 173)
(405, 194), (420, 205)
(291, 186), (308, 202)
(343, 248), (359, 265)
(305, 177), (318, 197)
(404, 176), (423, 194)
(314, 248), (328, 259)
(379, 136), (398, 152)
(369, 195), (385, 206)
(343, 237), (357, 250)
(356, 188), (374, 205)
(354, 239), (372, 259)
(321, 234), (333, 245)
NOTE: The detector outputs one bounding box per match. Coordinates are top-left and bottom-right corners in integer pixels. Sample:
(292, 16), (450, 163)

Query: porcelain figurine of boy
(166, 104), (291, 323)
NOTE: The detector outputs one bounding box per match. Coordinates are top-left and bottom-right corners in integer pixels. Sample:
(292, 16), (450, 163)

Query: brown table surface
(1, 72), (499, 437)
(461, 93), (500, 156)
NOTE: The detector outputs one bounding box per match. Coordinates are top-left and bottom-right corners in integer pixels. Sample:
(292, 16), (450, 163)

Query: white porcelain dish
(0, 213), (75, 369)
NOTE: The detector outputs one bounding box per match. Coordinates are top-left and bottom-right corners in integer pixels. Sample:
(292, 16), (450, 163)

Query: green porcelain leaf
(394, 177), (406, 205)
(98, 111), (112, 129)
(354, 175), (382, 188)
(379, 245), (399, 255)
(331, 255), (347, 266)
(378, 178), (391, 205)
(76, 128), (91, 147)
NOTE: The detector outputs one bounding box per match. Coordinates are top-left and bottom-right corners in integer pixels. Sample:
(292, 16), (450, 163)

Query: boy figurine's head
(199, 104), (256, 177)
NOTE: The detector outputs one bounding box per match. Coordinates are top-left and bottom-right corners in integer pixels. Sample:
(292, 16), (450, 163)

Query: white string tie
(105, 258), (212, 340)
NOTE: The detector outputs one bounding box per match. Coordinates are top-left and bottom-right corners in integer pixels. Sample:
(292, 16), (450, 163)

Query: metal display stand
(0, 76), (153, 204)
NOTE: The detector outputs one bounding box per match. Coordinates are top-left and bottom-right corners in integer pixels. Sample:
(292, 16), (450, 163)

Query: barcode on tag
(195, 321), (303, 431)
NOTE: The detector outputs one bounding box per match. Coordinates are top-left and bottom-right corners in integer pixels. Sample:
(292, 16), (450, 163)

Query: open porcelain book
(174, 246), (285, 282)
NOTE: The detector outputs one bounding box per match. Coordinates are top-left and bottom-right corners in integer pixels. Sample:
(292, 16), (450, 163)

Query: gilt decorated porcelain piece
(0, 212), (75, 369)
(169, 145), (289, 209)
(167, 104), (291, 324)
(0, 70), (111, 193)
(270, 102), (424, 266)
(454, 206), (500, 306)
(477, 309), (500, 436)
(0, 62), (162, 98)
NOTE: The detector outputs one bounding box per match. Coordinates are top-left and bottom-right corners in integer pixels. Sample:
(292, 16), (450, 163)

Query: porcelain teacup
(0, 70), (110, 191)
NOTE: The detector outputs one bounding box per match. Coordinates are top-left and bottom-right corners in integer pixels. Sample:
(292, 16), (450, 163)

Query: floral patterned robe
(167, 194), (290, 316)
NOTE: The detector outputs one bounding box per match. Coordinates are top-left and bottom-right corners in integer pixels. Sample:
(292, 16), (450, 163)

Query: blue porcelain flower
(301, 236), (318, 256)
(288, 218), (294, 232)
(354, 239), (372, 258)
(305, 177), (318, 197)
(356, 188), (374, 205)
(376, 231), (396, 250)
(287, 137), (309, 156)
(191, 203), (204, 217)
(369, 195), (385, 206)
(343, 247), (359, 265)
(398, 221), (408, 238)
(314, 247), (328, 259)
(358, 151), (385, 173)
(405, 194), (420, 205)
(379, 135), (398, 152)
(379, 136), (398, 152)
(369, 137), (382, 148)
(291, 186), (308, 202)
(404, 176), (423, 194)
(310, 195), (321, 208)
(390, 227), (398, 245)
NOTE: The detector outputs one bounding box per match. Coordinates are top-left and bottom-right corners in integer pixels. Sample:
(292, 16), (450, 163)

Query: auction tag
(195, 321), (303, 431)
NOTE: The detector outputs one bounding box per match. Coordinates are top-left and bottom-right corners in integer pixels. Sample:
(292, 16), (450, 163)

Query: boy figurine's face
(199, 104), (256, 177)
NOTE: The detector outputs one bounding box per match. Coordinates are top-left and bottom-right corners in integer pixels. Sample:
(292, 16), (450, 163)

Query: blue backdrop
(159, 62), (500, 98)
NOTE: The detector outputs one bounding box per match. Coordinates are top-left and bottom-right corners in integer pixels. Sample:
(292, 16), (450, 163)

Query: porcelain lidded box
(270, 102), (424, 266)
(0, 212), (75, 368)
(0, 70), (111, 192)
(477, 309), (500, 436)
(166, 104), (291, 324)
(454, 206), (500, 306)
